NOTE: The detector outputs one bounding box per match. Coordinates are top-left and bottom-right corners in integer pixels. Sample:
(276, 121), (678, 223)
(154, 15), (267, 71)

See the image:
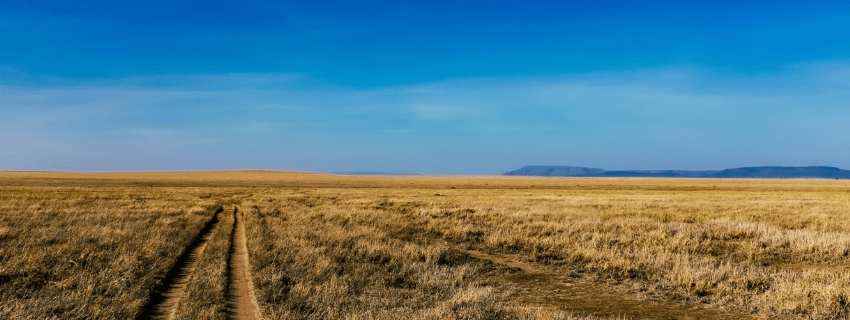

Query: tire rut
(462, 248), (753, 320)
(137, 206), (224, 320)
(226, 207), (263, 320)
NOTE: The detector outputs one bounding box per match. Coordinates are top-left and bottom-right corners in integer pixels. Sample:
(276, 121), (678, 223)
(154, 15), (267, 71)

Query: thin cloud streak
(2, 65), (849, 173)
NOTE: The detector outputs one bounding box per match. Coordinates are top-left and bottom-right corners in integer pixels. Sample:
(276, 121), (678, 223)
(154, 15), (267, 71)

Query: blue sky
(2, 1), (849, 173)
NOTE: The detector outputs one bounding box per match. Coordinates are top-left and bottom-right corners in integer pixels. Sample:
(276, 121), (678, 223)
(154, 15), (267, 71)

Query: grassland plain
(1, 171), (850, 319)
(0, 184), (223, 319)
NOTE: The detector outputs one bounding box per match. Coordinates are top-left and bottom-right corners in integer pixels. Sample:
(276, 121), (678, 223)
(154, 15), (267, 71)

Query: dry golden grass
(232, 175), (850, 319)
(0, 185), (221, 319)
(2, 171), (849, 319)
(172, 206), (235, 320)
(242, 195), (513, 319)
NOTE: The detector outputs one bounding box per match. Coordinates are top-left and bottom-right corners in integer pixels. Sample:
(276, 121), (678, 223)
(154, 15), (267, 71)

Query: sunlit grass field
(1, 171), (849, 319)
(0, 184), (221, 319)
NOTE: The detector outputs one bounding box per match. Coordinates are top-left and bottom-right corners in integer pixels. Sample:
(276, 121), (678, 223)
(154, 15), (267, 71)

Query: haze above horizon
(2, 1), (849, 174)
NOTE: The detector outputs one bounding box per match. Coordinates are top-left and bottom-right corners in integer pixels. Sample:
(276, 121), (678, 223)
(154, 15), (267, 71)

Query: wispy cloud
(2, 65), (849, 172)
(412, 104), (478, 118)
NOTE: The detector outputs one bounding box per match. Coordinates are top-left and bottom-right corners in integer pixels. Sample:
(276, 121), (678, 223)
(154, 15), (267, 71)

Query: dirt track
(138, 202), (749, 320)
(464, 249), (752, 320)
(138, 206), (261, 320)
(227, 207), (262, 320)
(138, 207), (224, 320)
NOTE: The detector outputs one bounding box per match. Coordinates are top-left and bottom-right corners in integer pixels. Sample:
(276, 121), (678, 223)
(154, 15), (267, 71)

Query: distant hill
(576, 170), (719, 177)
(709, 166), (850, 179)
(504, 166), (850, 179)
(503, 166), (605, 176)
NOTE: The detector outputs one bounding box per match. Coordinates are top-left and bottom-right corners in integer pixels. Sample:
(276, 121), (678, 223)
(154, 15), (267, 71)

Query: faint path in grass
(138, 206), (224, 320)
(226, 207), (263, 320)
(463, 249), (753, 320)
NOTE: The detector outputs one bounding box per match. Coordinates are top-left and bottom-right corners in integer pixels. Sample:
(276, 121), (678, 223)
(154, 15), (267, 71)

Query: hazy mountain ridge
(575, 170), (720, 177)
(710, 166), (850, 178)
(505, 166), (850, 179)
(503, 166), (606, 176)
